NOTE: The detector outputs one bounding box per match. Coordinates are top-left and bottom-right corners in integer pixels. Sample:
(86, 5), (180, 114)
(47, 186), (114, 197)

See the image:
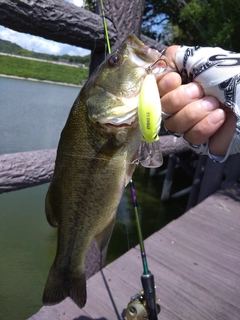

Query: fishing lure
(138, 72), (161, 143)
(137, 59), (166, 168)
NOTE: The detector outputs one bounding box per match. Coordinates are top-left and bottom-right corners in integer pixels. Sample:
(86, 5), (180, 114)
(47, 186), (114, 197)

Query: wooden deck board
(165, 210), (240, 254)
(162, 220), (240, 275)
(191, 194), (240, 229)
(29, 183), (240, 320)
(144, 233), (240, 301)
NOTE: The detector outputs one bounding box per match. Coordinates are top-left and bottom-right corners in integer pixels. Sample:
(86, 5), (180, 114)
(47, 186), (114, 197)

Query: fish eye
(108, 54), (123, 66)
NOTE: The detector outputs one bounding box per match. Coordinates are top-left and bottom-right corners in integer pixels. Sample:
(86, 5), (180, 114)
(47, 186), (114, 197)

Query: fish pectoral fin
(45, 188), (58, 227)
(95, 216), (116, 252)
(43, 263), (86, 309)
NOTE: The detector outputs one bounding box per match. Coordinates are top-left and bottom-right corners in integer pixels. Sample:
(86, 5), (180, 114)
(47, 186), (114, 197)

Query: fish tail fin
(42, 264), (86, 308)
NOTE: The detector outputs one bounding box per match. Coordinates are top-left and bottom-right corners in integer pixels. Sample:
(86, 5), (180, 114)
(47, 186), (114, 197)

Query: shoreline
(0, 74), (83, 88)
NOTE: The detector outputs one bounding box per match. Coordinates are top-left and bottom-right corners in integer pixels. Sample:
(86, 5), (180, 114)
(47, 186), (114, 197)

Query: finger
(209, 111), (236, 156)
(183, 109), (226, 145)
(165, 96), (220, 133)
(158, 72), (182, 96)
(161, 82), (204, 115)
(164, 45), (180, 63)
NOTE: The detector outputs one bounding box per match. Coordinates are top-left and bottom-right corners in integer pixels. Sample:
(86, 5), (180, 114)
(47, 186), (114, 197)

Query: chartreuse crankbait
(138, 72), (161, 143)
(137, 61), (164, 168)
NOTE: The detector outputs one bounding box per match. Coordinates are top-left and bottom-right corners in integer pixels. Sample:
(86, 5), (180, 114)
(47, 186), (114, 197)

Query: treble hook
(145, 49), (168, 73)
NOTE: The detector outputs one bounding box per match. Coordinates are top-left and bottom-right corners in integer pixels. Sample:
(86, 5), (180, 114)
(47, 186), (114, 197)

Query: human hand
(158, 46), (236, 157)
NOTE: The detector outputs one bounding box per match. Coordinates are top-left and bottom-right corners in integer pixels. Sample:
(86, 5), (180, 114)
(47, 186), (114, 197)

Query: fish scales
(43, 34), (175, 309)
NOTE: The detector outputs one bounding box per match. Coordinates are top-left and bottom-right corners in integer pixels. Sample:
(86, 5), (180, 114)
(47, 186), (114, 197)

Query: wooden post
(197, 154), (240, 204)
(89, 0), (145, 73)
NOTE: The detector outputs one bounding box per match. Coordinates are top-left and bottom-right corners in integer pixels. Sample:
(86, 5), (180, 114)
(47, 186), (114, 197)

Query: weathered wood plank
(195, 189), (240, 228)
(101, 0), (144, 52)
(28, 298), (90, 320)
(161, 223), (240, 276)
(144, 233), (240, 306)
(0, 149), (56, 193)
(0, 0), (116, 51)
(106, 248), (240, 320)
(148, 255), (239, 320)
(170, 208), (240, 252)
(88, 0), (146, 73)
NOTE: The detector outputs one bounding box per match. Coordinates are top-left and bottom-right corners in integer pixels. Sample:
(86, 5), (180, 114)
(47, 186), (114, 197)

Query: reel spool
(126, 292), (160, 320)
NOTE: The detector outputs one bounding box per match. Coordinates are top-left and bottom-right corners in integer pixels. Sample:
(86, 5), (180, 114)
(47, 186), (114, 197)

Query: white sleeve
(175, 45), (240, 162)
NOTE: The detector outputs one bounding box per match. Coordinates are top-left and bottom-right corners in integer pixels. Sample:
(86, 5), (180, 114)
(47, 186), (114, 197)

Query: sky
(0, 0), (90, 57)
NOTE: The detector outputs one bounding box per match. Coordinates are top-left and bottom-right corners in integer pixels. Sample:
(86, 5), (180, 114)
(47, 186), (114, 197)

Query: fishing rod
(126, 180), (160, 320)
(98, 1), (160, 318)
(99, 0), (111, 54)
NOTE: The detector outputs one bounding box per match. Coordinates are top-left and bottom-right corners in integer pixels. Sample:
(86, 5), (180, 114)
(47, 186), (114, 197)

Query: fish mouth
(98, 109), (138, 127)
(125, 34), (173, 79)
(125, 35), (161, 65)
(94, 89), (140, 128)
(97, 116), (139, 134)
(101, 122), (132, 128)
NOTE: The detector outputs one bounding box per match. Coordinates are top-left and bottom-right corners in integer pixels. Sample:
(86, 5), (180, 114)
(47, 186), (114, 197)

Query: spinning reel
(126, 288), (160, 320)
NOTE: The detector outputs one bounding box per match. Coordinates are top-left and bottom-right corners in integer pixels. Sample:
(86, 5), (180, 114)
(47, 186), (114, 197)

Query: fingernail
(207, 109), (225, 125)
(185, 83), (202, 99)
(201, 97), (219, 111)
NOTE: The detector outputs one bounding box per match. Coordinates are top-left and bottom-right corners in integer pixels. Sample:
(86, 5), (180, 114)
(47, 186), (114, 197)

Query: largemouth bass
(43, 34), (174, 308)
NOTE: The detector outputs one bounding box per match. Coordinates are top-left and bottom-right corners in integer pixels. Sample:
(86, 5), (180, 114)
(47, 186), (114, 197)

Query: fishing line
(129, 179), (149, 274)
(99, 0), (111, 54)
(117, 199), (131, 251)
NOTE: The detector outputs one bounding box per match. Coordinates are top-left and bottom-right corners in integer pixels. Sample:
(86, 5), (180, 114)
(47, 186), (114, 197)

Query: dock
(29, 182), (240, 320)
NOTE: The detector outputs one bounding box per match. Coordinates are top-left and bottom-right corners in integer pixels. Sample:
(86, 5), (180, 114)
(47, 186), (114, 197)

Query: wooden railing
(0, 135), (190, 193)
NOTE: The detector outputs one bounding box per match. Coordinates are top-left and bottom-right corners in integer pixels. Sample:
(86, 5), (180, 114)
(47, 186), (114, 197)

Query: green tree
(84, 0), (240, 51)
(142, 0), (240, 51)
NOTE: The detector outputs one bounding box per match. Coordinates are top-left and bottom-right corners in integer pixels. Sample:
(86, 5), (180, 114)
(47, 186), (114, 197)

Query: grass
(0, 55), (89, 85)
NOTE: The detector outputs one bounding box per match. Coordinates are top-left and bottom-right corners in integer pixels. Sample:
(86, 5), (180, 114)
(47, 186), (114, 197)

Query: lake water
(0, 76), (187, 319)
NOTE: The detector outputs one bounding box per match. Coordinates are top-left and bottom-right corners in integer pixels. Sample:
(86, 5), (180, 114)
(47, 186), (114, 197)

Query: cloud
(66, 0), (83, 6)
(0, 0), (89, 57)
(0, 26), (90, 56)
